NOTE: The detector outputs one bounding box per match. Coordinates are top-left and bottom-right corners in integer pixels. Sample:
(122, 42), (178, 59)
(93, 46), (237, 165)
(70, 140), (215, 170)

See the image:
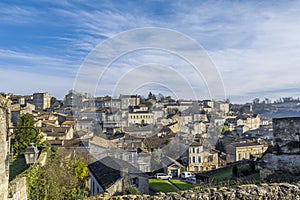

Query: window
(194, 166), (199, 171)
(128, 154), (132, 161)
(192, 156), (196, 163)
(198, 156), (201, 163)
(208, 155), (213, 162)
(130, 178), (139, 187)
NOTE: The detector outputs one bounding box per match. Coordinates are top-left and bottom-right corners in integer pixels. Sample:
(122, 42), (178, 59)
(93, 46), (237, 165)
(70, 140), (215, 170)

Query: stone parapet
(87, 182), (300, 200)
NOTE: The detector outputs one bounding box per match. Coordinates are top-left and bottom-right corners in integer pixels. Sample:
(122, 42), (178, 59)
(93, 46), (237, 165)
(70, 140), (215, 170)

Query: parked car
(155, 173), (172, 180)
(180, 171), (195, 179)
(186, 177), (197, 184)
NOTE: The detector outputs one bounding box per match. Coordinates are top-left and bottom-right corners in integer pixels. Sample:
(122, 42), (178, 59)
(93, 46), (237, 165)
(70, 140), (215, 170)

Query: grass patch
(149, 179), (177, 193)
(211, 164), (260, 181)
(169, 179), (194, 190)
(9, 155), (28, 181)
(211, 168), (232, 181)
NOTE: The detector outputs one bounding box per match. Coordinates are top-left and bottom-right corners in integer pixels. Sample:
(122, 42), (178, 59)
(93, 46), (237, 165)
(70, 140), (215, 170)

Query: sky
(1, 0), (300, 103)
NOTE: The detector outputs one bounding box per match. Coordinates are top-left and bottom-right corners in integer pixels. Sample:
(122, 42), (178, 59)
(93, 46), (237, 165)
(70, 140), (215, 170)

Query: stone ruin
(260, 117), (300, 182)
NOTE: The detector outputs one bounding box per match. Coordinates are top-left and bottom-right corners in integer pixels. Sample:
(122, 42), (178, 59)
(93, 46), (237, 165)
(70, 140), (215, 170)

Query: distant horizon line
(2, 89), (300, 105)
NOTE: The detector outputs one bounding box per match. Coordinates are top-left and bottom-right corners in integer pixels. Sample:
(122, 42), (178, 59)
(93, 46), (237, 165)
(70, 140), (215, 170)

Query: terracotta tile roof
(62, 120), (75, 125)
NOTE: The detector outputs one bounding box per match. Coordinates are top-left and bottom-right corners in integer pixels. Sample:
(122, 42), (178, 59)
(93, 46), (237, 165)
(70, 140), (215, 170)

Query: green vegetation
(23, 146), (89, 200)
(12, 113), (43, 155)
(9, 155), (28, 181)
(221, 125), (230, 135)
(50, 97), (57, 105)
(212, 163), (261, 182)
(212, 168), (233, 181)
(169, 179), (194, 190)
(124, 186), (140, 195)
(149, 179), (177, 193)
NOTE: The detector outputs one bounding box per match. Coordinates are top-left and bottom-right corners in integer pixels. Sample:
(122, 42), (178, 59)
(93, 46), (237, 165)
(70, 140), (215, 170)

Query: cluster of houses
(2, 90), (273, 197)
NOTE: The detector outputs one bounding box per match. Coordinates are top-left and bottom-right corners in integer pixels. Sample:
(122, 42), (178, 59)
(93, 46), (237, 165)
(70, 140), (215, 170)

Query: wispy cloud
(1, 1), (300, 102)
(0, 49), (78, 76)
(0, 2), (40, 24)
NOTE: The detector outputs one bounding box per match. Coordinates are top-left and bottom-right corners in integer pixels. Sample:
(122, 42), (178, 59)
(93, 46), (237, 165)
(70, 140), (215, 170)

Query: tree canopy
(12, 113), (41, 155)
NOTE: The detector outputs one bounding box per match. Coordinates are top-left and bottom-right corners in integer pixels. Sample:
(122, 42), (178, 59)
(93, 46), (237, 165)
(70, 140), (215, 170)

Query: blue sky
(1, 0), (300, 103)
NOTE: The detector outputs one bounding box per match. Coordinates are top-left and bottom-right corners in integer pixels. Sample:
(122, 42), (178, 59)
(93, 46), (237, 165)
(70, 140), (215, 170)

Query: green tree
(232, 165), (238, 177)
(148, 92), (153, 100)
(221, 125), (230, 135)
(249, 160), (256, 173)
(25, 148), (88, 200)
(74, 160), (88, 183)
(50, 97), (57, 105)
(144, 100), (153, 109)
(12, 113), (41, 155)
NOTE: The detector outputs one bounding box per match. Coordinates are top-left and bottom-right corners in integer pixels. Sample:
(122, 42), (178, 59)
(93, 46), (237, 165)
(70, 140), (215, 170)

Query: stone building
(33, 92), (51, 110)
(88, 156), (149, 197)
(226, 140), (266, 162)
(187, 142), (219, 172)
(64, 90), (83, 108)
(119, 95), (140, 110)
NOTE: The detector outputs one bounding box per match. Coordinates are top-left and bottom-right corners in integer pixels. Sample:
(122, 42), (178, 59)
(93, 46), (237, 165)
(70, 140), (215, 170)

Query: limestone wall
(272, 117), (300, 147)
(8, 177), (27, 200)
(0, 96), (10, 200)
(260, 117), (300, 182)
(87, 182), (300, 200)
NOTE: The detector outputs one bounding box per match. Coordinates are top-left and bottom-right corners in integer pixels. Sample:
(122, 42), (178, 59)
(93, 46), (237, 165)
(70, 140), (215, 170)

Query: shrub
(249, 160), (256, 173)
(125, 186), (140, 195)
(232, 165), (238, 177)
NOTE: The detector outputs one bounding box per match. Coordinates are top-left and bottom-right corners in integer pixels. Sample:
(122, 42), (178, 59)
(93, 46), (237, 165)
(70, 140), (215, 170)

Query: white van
(180, 171), (195, 179)
(155, 173), (172, 180)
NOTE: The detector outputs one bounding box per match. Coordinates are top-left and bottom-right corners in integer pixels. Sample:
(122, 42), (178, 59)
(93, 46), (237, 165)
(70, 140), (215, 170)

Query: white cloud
(0, 49), (77, 76)
(2, 1), (300, 102)
(0, 69), (73, 98)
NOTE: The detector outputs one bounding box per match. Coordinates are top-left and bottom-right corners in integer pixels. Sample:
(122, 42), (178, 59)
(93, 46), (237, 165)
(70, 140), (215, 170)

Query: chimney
(120, 167), (128, 177)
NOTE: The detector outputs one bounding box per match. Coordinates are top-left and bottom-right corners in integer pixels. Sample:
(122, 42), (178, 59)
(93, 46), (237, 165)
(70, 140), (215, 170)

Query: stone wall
(260, 117), (300, 182)
(0, 95), (10, 200)
(273, 117), (300, 147)
(8, 177), (27, 200)
(87, 182), (300, 200)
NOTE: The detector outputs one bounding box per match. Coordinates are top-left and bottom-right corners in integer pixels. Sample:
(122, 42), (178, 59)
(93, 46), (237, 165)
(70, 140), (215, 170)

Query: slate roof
(231, 141), (263, 148)
(161, 156), (184, 168)
(88, 156), (145, 190)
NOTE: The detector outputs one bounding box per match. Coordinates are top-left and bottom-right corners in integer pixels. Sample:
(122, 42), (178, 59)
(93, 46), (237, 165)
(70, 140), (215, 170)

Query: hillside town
(1, 90), (282, 198)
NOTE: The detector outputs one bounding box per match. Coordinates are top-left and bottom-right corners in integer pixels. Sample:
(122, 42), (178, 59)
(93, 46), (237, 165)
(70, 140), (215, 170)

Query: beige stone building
(128, 105), (153, 125)
(226, 140), (267, 162)
(237, 114), (261, 130)
(40, 126), (74, 141)
(187, 142), (219, 172)
(33, 92), (51, 110)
